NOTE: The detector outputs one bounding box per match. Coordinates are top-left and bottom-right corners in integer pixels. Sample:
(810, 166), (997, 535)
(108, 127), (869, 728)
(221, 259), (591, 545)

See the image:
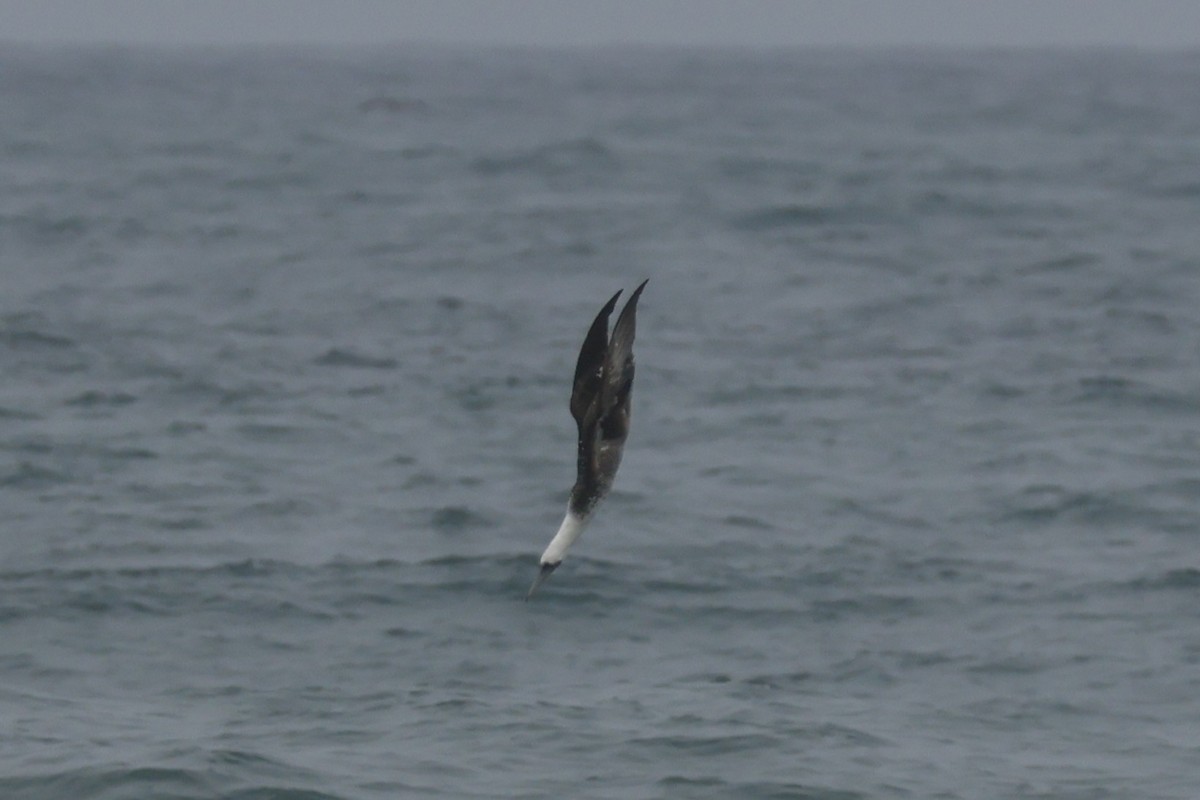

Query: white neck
(539, 510), (589, 565)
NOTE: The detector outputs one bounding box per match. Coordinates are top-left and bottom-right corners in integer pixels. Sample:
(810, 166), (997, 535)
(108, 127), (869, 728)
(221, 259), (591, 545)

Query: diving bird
(527, 280), (648, 599)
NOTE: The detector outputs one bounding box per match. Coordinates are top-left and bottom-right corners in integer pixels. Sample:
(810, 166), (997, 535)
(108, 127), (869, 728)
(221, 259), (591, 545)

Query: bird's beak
(526, 562), (559, 600)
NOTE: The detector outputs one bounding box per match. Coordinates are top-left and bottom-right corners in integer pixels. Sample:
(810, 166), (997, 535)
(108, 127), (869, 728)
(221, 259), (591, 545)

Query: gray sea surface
(2, 44), (1200, 799)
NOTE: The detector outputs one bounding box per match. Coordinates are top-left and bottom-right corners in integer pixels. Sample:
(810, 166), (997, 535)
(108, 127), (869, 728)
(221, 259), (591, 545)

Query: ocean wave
(1124, 568), (1200, 592)
(1066, 375), (1200, 412)
(470, 137), (617, 177)
(312, 347), (398, 370)
(730, 203), (842, 231)
(0, 762), (348, 800)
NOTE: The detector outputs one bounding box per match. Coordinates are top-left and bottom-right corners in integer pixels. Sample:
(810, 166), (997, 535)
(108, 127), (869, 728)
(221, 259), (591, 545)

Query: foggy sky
(3, 0), (1200, 48)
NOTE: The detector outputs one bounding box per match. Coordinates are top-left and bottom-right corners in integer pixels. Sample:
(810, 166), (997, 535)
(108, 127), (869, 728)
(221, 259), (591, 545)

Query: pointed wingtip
(601, 288), (623, 315)
(602, 281), (645, 319)
(624, 279), (649, 313)
(609, 279), (648, 342)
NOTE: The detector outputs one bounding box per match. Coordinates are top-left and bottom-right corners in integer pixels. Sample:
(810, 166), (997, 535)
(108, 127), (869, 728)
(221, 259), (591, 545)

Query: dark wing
(570, 289), (622, 428)
(596, 279), (648, 444)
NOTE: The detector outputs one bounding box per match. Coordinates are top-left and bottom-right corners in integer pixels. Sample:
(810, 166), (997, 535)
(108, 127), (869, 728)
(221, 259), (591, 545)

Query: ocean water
(2, 44), (1200, 799)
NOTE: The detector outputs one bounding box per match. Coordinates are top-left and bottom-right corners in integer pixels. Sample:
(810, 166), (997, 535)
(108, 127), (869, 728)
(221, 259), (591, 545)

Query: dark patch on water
(731, 203), (837, 231)
(313, 347), (398, 369)
(1126, 568), (1200, 592)
(65, 390), (138, 407)
(430, 505), (485, 532)
(470, 136), (617, 177)
(722, 514), (774, 530)
(0, 461), (69, 489)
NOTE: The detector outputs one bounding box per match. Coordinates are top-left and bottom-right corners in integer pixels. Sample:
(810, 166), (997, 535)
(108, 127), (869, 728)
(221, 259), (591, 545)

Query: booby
(527, 280), (648, 599)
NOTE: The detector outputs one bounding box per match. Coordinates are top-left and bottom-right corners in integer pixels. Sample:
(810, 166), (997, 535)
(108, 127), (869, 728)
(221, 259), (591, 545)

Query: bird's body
(528, 280), (648, 599)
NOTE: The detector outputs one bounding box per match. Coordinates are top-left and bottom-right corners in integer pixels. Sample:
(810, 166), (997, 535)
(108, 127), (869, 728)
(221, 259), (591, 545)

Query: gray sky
(3, 0), (1200, 48)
